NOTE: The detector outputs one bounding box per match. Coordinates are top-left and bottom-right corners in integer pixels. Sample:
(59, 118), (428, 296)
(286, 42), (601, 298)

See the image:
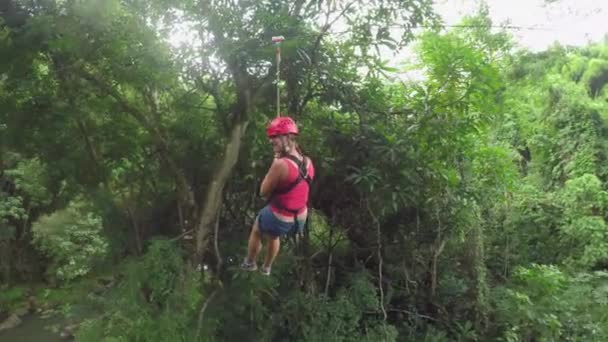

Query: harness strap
(273, 155), (312, 195)
(272, 200), (306, 236)
(269, 154), (312, 235)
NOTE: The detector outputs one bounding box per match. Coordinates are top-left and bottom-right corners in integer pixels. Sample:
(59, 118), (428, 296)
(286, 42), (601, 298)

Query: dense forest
(2, 0), (608, 341)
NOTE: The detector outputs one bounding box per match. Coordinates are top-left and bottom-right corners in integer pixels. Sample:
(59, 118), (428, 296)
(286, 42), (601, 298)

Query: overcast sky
(435, 0), (607, 51)
(167, 0), (607, 82)
(168, 1), (607, 52)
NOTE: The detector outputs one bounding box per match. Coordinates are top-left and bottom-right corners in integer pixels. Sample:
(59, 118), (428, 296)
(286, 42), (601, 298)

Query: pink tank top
(270, 157), (315, 216)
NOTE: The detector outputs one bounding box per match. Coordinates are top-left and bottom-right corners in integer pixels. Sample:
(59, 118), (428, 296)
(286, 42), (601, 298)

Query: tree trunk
(194, 45), (252, 263)
(468, 223), (489, 333)
(126, 205), (143, 255)
(0, 237), (10, 285)
(51, 56), (104, 185)
(75, 117), (103, 183)
(195, 119), (249, 262)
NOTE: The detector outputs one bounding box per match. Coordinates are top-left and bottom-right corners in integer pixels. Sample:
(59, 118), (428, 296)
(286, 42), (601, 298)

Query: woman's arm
(259, 158), (286, 200)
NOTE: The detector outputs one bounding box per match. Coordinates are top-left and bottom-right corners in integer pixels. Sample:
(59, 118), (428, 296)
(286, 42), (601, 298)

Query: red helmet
(266, 116), (298, 138)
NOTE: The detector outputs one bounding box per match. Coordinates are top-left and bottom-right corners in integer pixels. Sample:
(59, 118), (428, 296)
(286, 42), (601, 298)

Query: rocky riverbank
(0, 297), (35, 332)
(0, 295), (74, 340)
(0, 277), (115, 339)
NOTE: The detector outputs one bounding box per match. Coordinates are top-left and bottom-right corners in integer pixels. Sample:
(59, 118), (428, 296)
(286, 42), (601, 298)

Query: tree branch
(76, 66), (195, 208)
(196, 289), (219, 341)
(214, 207), (223, 273)
(366, 198), (387, 321)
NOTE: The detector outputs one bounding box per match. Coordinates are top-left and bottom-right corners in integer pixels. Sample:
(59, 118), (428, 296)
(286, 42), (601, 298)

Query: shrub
(494, 264), (608, 341)
(32, 198), (108, 282)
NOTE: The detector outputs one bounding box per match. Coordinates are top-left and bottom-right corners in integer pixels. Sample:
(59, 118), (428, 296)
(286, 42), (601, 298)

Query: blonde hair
(278, 134), (299, 155)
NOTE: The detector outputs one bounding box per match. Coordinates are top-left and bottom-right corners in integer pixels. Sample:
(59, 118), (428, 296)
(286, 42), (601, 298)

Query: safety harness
(270, 154), (312, 234)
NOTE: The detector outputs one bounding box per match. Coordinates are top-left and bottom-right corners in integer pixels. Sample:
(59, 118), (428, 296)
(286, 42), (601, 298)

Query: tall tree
(1, 0), (437, 264)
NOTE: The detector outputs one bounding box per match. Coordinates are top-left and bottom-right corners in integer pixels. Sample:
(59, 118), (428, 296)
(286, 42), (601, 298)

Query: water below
(0, 314), (65, 342)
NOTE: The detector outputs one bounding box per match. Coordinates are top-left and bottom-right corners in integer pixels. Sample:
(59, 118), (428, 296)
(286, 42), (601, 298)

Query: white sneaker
(260, 265), (271, 276)
(240, 259), (258, 272)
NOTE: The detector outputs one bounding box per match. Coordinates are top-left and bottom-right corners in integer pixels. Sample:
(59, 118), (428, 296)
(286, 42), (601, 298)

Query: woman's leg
(246, 219), (262, 263)
(263, 235), (280, 269)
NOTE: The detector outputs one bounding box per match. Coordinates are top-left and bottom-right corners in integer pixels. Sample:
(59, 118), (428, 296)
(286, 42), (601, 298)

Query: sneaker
(260, 265), (271, 276)
(240, 259), (257, 272)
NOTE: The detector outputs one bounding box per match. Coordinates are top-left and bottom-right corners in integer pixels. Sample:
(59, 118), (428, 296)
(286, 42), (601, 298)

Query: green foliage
(75, 239), (202, 342)
(0, 196), (26, 227)
(280, 272), (397, 342)
(308, 209), (349, 255)
(558, 174), (608, 268)
(0, 285), (27, 311)
(0, 155), (51, 230)
(5, 156), (51, 207)
(563, 55), (588, 82)
(581, 58), (608, 97)
(31, 198), (108, 282)
(472, 144), (518, 196)
(495, 265), (608, 341)
(28, 275), (105, 317)
(4, 0), (608, 340)
(133, 238), (186, 306)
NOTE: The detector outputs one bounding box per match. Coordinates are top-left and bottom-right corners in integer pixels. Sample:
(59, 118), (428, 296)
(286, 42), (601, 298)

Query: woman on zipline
(241, 116), (314, 275)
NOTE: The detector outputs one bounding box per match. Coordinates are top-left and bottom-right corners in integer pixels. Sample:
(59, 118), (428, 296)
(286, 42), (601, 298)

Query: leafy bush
(558, 174), (608, 268)
(494, 264), (608, 341)
(308, 210), (349, 255)
(0, 286), (27, 311)
(279, 272), (398, 342)
(4, 157), (51, 208)
(0, 196), (27, 226)
(1, 155), (51, 232)
(75, 239), (203, 342)
(31, 198), (108, 282)
(0, 195), (23, 269)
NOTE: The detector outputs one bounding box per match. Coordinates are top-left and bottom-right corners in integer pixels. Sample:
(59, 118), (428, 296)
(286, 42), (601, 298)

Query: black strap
(272, 200), (307, 236)
(269, 154), (312, 235)
(273, 155), (312, 196)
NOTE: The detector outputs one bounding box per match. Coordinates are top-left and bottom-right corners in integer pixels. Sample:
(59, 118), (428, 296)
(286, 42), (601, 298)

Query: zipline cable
(272, 36), (285, 118)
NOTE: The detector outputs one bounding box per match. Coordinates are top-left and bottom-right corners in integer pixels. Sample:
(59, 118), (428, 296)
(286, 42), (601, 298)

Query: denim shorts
(257, 205), (306, 237)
